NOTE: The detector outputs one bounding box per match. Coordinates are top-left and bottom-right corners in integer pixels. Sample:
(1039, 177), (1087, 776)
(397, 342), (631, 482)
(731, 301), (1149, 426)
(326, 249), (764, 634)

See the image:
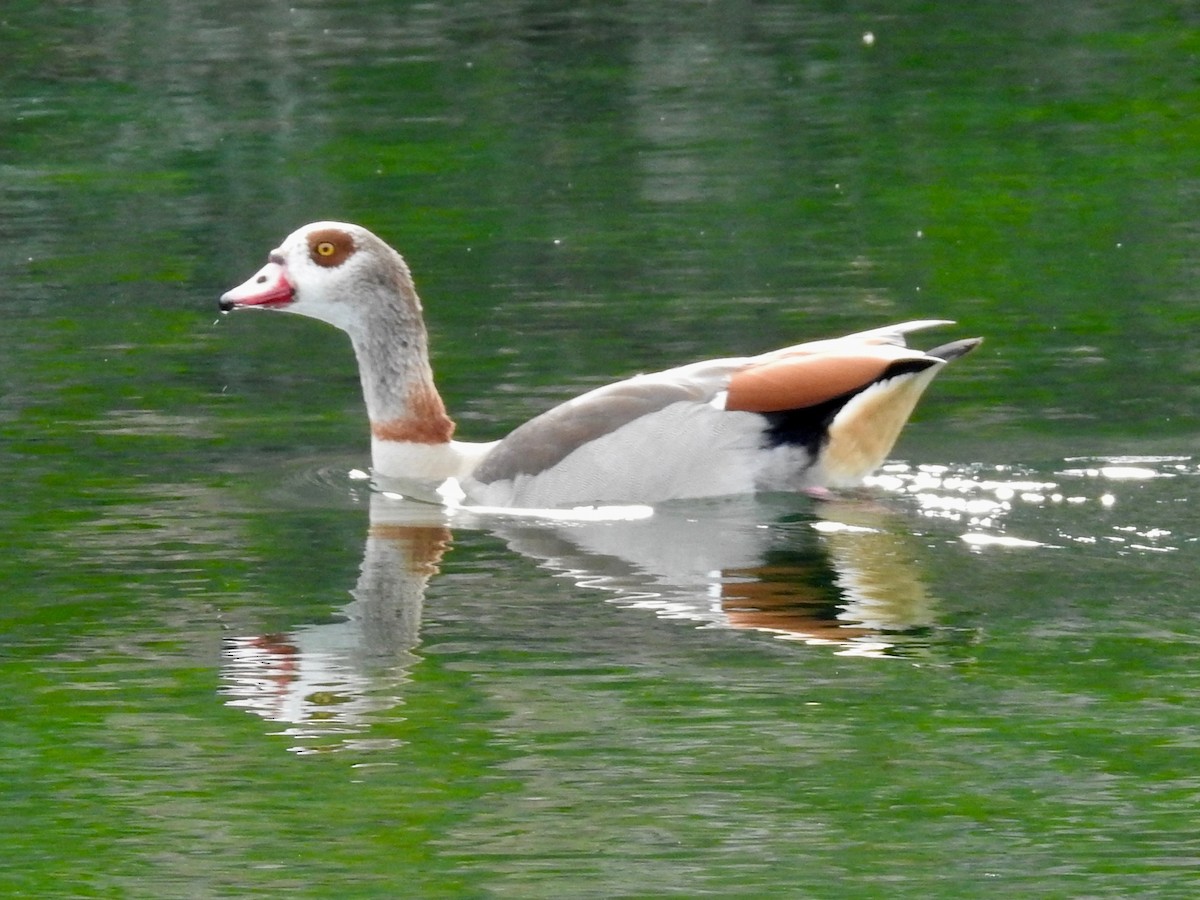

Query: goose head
(219, 221), (421, 338)
(219, 222), (455, 461)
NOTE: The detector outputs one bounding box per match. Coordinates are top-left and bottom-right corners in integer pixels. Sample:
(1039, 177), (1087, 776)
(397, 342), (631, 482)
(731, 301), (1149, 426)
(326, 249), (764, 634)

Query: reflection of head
(221, 519), (450, 754)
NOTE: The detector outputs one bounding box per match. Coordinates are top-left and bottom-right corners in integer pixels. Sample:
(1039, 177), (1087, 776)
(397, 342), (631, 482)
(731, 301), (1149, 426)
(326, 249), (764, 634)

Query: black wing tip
(927, 337), (983, 363)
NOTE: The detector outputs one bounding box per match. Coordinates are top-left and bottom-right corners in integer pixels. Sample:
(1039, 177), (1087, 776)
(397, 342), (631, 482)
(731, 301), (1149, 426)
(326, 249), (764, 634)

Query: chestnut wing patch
(725, 352), (904, 413)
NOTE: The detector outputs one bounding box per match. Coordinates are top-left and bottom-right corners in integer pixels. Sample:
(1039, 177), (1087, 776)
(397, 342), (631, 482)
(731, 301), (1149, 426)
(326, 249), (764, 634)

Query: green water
(3, 1), (1200, 896)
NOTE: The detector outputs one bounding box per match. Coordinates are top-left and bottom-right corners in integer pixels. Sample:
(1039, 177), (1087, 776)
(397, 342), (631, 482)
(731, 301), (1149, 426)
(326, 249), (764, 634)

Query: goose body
(220, 222), (980, 508)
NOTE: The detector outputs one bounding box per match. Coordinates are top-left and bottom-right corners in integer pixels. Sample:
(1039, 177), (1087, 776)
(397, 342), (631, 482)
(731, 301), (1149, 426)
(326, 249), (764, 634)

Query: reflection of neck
(350, 521), (450, 661)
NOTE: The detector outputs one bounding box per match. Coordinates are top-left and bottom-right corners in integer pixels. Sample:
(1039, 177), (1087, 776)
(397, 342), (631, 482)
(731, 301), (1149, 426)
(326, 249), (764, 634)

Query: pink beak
(219, 261), (295, 311)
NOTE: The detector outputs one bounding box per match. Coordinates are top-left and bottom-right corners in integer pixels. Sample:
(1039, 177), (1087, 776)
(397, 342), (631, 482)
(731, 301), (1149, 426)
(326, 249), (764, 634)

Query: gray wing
(471, 378), (715, 485)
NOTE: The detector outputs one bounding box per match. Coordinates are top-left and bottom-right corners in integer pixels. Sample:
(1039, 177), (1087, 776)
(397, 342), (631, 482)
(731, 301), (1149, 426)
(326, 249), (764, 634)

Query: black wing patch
(762, 357), (941, 452)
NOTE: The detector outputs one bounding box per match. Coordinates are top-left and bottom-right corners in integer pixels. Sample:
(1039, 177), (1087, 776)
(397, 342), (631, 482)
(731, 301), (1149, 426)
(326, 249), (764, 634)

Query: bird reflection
(222, 508), (451, 753)
(493, 496), (936, 652)
(221, 491), (939, 751)
(720, 502), (936, 653)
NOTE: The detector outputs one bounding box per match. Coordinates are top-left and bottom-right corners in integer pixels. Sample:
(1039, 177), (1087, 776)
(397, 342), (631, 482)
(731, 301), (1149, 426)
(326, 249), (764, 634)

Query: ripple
(265, 456), (376, 510)
(868, 456), (1194, 557)
(960, 533), (1049, 550)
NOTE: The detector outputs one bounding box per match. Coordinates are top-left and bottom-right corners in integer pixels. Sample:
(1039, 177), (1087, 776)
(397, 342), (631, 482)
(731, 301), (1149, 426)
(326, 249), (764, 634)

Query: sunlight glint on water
(868, 456), (1192, 555)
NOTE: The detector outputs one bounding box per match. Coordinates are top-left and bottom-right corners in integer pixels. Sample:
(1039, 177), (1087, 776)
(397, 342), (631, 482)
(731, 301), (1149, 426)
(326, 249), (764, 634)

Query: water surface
(3, 1), (1200, 896)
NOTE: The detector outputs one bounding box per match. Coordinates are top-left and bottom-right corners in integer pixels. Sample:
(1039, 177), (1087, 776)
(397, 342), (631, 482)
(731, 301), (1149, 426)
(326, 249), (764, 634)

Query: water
(3, 1), (1200, 896)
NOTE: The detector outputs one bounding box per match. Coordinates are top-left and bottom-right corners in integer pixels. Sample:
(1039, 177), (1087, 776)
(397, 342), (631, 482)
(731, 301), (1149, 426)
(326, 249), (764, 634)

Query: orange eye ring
(315, 241), (337, 257)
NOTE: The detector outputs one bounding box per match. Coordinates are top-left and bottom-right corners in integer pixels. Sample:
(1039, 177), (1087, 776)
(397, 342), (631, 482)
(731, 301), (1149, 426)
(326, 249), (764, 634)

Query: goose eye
(306, 229), (354, 267)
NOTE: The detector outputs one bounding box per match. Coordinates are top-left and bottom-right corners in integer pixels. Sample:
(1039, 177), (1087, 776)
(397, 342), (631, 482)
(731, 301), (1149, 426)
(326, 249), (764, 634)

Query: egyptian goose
(219, 222), (980, 508)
